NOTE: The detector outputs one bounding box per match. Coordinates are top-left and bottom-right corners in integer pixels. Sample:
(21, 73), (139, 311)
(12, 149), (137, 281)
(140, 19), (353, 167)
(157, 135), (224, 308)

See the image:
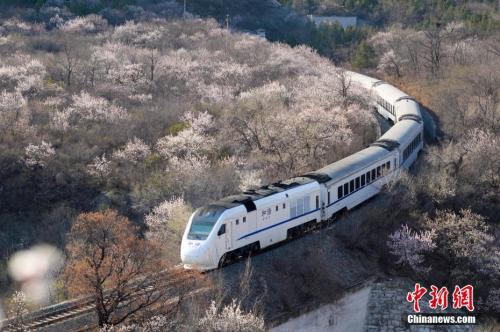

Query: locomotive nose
(180, 241), (211, 269)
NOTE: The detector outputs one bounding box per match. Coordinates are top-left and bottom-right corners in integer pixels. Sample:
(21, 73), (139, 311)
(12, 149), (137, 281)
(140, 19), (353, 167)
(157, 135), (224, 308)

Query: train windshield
(188, 205), (225, 240)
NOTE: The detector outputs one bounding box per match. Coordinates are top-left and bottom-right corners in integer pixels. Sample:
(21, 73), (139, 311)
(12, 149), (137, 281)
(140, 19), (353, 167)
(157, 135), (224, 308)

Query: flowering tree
(225, 80), (356, 178)
(22, 141), (56, 169)
(66, 91), (128, 123)
(112, 21), (164, 47)
(238, 170), (263, 192)
(425, 210), (493, 261)
(387, 224), (436, 273)
(60, 15), (108, 34)
(370, 27), (424, 77)
(144, 197), (192, 263)
(87, 154), (112, 179)
(0, 90), (26, 129)
(199, 300), (265, 332)
(0, 59), (46, 95)
(49, 110), (71, 132)
(100, 314), (173, 332)
(425, 128), (499, 202)
(7, 291), (29, 331)
(113, 138), (151, 164)
(145, 196), (191, 243)
(156, 111), (215, 160)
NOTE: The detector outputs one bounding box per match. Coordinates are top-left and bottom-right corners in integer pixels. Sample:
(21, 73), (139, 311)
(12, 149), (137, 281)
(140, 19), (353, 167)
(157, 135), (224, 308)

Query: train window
(243, 217), (246, 223)
(276, 205), (279, 211)
(236, 219), (239, 225)
(361, 174), (365, 186)
(297, 197), (304, 215)
(371, 169), (376, 180)
(366, 172), (371, 183)
(377, 166), (381, 177)
(350, 180), (354, 192)
(328, 191), (331, 205)
(344, 183), (349, 195)
(283, 203), (286, 209)
(386, 161), (390, 170)
(382, 164), (386, 175)
(304, 196), (310, 212)
(338, 186), (343, 199)
(290, 201), (296, 218)
(316, 196), (319, 209)
(217, 224), (226, 236)
(355, 177), (360, 189)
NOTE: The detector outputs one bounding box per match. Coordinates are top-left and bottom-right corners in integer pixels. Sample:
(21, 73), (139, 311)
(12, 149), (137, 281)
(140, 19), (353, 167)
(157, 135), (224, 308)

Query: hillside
(0, 14), (375, 293)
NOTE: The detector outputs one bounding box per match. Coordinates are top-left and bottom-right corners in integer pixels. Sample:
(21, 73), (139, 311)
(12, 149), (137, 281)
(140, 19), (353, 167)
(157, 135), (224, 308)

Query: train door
(225, 220), (233, 251)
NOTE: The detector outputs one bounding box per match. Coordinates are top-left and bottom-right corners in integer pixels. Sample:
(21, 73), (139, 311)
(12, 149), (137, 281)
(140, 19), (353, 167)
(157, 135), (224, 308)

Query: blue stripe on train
(236, 175), (391, 241)
(237, 208), (321, 241)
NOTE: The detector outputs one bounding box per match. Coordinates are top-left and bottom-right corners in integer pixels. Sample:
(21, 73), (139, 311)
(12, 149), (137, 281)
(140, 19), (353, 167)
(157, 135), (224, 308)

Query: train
(180, 71), (424, 270)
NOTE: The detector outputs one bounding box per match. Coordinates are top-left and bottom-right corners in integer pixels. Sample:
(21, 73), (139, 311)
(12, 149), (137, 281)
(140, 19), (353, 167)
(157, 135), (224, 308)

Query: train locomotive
(180, 72), (424, 270)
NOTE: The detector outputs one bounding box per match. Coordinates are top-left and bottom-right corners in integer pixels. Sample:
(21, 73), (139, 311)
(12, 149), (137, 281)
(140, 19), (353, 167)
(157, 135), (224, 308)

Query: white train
(180, 72), (424, 270)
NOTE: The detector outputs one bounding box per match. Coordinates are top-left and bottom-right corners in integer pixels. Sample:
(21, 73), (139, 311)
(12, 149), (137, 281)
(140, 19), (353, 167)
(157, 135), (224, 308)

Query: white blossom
(129, 93), (152, 103)
(0, 90), (26, 112)
(60, 15), (108, 34)
(7, 291), (28, 330)
(23, 141), (56, 169)
(239, 170), (263, 192)
(145, 197), (186, 227)
(167, 155), (209, 175)
(100, 314), (172, 332)
(49, 14), (64, 28)
(156, 111), (215, 160)
(199, 300), (265, 332)
(67, 91), (128, 123)
(87, 154), (112, 179)
(50, 110), (71, 132)
(0, 59), (46, 95)
(145, 197), (190, 243)
(113, 138), (151, 164)
(426, 209), (493, 259)
(112, 21), (163, 46)
(43, 96), (65, 107)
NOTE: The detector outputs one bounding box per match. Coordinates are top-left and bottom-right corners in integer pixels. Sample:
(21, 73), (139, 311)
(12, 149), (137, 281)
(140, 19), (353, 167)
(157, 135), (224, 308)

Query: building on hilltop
(308, 15), (358, 28)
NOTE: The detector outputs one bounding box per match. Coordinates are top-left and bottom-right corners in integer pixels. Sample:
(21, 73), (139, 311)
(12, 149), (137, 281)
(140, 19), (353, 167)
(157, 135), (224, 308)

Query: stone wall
(365, 278), (473, 332)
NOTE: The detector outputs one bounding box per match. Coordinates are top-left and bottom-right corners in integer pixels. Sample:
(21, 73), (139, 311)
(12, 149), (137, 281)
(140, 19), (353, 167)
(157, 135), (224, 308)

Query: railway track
(1, 214), (370, 332)
(0, 268), (196, 332)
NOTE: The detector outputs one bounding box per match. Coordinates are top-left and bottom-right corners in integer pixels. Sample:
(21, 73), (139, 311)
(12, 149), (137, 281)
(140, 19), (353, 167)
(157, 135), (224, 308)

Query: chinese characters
(407, 284), (474, 313)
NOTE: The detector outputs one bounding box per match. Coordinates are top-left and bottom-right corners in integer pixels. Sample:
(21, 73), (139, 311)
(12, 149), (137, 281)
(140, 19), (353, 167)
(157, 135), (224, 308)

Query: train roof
(347, 71), (381, 90)
(395, 99), (421, 121)
(210, 176), (315, 212)
(373, 83), (407, 104)
(376, 119), (422, 147)
(305, 146), (390, 184)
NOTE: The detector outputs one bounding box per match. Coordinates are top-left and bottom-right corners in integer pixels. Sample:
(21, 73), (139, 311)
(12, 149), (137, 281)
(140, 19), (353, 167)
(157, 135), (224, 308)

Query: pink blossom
(387, 224), (436, 273)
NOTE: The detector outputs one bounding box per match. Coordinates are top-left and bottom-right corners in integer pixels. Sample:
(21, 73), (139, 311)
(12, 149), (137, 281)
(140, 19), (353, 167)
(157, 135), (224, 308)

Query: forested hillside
(0, 14), (374, 292)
